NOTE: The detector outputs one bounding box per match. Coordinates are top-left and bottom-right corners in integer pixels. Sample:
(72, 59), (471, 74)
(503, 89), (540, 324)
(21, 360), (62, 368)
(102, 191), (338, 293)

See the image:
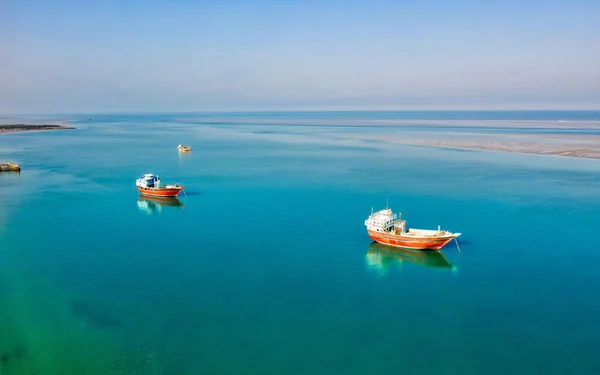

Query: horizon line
(3, 108), (600, 117)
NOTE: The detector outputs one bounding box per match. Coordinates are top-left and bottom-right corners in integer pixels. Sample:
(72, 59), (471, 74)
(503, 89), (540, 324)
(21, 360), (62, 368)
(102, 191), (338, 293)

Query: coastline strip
(0, 124), (76, 135)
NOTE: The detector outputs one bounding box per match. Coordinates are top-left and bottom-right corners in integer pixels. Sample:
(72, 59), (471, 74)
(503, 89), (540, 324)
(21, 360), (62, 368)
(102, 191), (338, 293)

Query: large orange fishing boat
(365, 207), (460, 251)
(135, 174), (184, 197)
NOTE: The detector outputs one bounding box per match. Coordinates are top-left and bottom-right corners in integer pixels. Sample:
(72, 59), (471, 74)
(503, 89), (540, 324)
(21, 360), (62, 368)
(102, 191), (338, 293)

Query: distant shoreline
(0, 124), (76, 135)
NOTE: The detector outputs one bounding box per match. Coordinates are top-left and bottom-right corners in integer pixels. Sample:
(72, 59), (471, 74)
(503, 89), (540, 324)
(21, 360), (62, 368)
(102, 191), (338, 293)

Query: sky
(1, 0), (600, 114)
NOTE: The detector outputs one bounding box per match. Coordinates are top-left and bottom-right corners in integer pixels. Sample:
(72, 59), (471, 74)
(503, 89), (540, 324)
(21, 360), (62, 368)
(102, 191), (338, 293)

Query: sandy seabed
(346, 120), (600, 160)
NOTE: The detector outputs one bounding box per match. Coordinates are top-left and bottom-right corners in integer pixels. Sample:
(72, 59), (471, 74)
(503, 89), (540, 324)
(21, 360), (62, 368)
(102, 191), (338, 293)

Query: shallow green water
(1, 112), (600, 374)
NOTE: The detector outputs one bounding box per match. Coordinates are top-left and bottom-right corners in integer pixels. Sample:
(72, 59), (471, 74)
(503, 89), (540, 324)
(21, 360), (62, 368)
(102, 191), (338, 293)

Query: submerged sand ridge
(338, 120), (600, 160)
(408, 138), (600, 159)
(236, 117), (600, 160)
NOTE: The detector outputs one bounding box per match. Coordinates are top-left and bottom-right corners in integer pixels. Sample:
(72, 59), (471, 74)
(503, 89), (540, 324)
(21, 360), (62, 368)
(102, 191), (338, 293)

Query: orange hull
(137, 186), (184, 197)
(368, 230), (456, 251)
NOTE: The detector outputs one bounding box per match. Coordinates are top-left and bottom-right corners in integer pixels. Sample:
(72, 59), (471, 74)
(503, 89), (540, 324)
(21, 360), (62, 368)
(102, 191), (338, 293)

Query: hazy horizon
(4, 107), (600, 118)
(2, 0), (599, 114)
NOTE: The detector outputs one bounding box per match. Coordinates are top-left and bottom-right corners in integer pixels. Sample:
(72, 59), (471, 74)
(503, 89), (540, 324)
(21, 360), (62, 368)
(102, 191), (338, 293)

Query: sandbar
(0, 124), (75, 135)
(352, 131), (600, 160)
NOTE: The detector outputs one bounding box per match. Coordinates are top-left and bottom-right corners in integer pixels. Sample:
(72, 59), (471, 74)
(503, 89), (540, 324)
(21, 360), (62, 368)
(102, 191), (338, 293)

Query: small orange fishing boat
(177, 144), (191, 152)
(135, 174), (184, 197)
(0, 162), (21, 172)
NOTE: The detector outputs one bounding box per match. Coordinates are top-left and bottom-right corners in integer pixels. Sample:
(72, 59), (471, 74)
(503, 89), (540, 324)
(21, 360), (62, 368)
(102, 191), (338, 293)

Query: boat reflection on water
(178, 149), (191, 161)
(366, 242), (457, 274)
(137, 195), (184, 215)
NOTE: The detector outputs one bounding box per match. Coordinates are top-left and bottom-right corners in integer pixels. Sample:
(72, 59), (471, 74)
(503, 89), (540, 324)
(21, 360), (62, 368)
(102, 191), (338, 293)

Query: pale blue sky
(1, 0), (599, 113)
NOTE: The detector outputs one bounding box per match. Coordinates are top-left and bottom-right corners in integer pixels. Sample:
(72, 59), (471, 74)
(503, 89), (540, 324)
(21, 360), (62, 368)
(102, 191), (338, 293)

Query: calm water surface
(1, 112), (600, 374)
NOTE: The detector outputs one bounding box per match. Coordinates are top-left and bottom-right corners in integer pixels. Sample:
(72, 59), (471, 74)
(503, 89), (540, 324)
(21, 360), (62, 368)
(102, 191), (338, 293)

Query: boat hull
(137, 186), (183, 197)
(368, 230), (456, 251)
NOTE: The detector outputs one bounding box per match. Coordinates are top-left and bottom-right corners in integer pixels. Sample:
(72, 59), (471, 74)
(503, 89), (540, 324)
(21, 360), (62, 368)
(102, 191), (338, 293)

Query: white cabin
(365, 208), (406, 233)
(136, 174), (162, 189)
(364, 208), (407, 234)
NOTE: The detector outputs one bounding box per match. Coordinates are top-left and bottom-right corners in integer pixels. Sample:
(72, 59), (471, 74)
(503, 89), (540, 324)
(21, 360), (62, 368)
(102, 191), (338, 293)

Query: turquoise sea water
(1, 112), (600, 374)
